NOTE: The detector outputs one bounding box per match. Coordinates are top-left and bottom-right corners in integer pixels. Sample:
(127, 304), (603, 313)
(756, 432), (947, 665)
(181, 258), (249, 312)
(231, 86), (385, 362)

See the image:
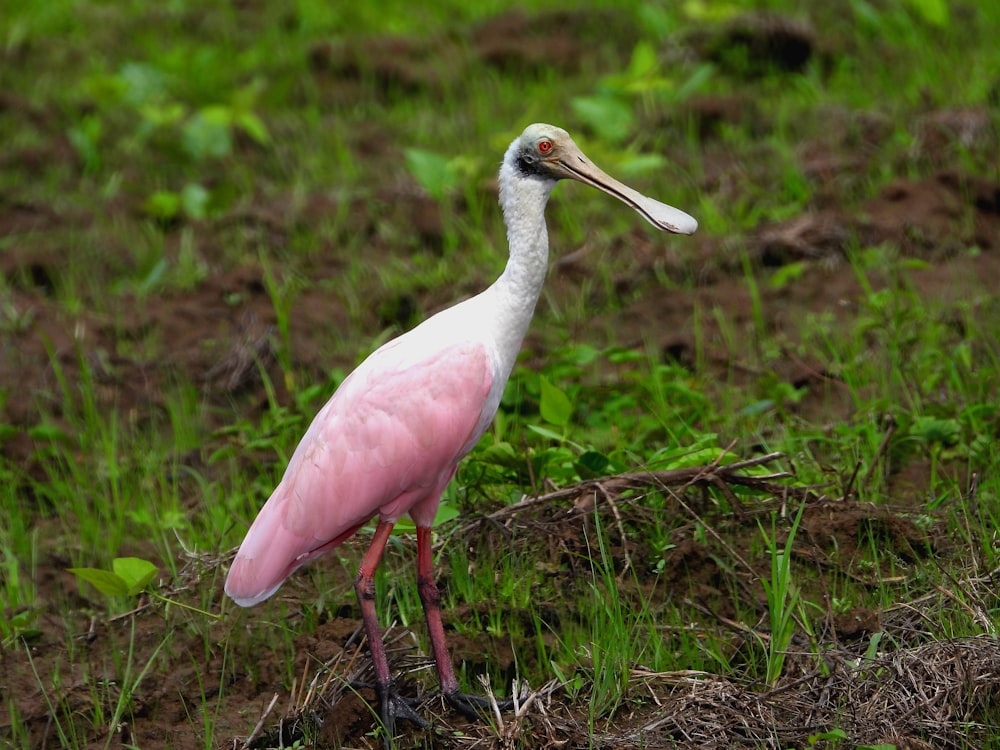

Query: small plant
(68, 557), (218, 618)
(905, 415), (962, 505)
(143, 183), (211, 222)
(69, 556), (159, 599)
(759, 503), (807, 686)
(806, 727), (848, 746)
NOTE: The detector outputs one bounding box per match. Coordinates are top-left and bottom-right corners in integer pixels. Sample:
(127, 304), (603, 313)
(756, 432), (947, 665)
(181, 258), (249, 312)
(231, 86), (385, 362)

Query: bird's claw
(443, 689), (513, 721)
(355, 681), (511, 729)
(375, 682), (430, 735)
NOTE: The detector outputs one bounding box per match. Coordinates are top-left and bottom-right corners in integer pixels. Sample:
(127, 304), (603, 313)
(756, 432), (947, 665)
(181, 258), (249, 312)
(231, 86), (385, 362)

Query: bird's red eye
(538, 140), (552, 153)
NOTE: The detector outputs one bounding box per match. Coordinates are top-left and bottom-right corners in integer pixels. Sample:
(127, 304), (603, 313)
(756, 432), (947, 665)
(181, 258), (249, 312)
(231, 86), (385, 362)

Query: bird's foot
(349, 679), (429, 737)
(377, 682), (430, 734)
(443, 688), (514, 722)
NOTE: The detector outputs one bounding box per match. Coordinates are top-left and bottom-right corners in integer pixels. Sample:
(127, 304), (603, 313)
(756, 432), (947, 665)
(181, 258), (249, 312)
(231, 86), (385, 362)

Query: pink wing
(225, 340), (494, 606)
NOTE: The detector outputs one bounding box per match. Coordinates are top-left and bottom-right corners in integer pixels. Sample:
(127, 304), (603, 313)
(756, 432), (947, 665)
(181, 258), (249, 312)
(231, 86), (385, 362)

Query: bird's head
(511, 123), (575, 179)
(508, 123), (697, 235)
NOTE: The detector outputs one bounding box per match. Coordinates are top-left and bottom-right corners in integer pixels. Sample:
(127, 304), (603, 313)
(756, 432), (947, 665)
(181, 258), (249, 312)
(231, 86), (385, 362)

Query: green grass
(3, 0), (1000, 746)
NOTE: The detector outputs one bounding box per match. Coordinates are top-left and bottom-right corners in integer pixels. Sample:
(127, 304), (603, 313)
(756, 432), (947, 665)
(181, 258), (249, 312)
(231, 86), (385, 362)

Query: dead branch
(458, 451), (822, 537)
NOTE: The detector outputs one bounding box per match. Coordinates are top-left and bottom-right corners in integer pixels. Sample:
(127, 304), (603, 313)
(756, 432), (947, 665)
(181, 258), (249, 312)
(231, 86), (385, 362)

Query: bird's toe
(443, 689), (512, 721)
(375, 682), (430, 736)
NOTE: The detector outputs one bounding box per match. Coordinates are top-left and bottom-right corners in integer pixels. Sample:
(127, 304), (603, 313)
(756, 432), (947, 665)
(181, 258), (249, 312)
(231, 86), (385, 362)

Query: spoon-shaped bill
(553, 144), (697, 235)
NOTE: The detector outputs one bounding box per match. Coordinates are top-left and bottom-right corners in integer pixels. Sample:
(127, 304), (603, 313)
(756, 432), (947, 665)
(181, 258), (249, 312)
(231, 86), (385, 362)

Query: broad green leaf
(526, 424), (564, 442)
(479, 440), (520, 467)
(575, 450), (610, 478)
(910, 416), (960, 446)
(904, 0), (948, 27)
(68, 568), (129, 597)
(183, 106), (233, 161)
(433, 503), (460, 525)
(404, 147), (456, 200)
(769, 261), (806, 289)
(739, 399), (776, 417)
(6, 609), (41, 643)
(391, 501), (461, 533)
(569, 95), (633, 145)
(662, 446), (733, 470)
(181, 182), (210, 219)
(236, 111), (270, 144)
(113, 557), (158, 596)
(138, 101), (186, 129)
(674, 62), (715, 101)
(607, 348), (643, 364)
(564, 344), (601, 366)
(144, 190), (181, 220)
(117, 61), (170, 107)
(626, 40), (658, 79)
(637, 5), (676, 37)
(863, 631), (885, 661)
(809, 728), (848, 742)
(538, 375), (572, 427)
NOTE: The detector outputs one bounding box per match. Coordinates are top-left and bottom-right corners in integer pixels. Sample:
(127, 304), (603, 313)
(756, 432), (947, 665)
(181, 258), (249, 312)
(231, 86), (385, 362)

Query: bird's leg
(415, 525), (460, 694)
(415, 525), (512, 721)
(354, 520), (429, 736)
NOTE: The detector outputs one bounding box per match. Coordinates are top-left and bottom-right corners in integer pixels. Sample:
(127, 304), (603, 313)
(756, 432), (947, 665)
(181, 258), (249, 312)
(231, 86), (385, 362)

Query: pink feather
(225, 339), (493, 607)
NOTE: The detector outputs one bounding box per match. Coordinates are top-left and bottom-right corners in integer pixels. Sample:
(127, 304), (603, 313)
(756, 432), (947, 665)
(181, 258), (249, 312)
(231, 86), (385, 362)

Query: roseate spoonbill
(225, 123), (696, 733)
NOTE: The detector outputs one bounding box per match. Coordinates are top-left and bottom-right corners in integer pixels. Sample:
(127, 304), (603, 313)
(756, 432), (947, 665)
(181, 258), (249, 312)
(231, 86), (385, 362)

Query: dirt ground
(3, 8), (1000, 750)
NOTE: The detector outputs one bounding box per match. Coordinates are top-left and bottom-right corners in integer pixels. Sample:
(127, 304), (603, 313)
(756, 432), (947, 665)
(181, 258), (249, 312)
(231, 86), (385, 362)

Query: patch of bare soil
(306, 8), (639, 106)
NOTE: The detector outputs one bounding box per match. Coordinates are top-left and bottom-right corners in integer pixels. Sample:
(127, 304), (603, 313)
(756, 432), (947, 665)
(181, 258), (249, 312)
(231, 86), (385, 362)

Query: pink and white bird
(225, 123), (696, 732)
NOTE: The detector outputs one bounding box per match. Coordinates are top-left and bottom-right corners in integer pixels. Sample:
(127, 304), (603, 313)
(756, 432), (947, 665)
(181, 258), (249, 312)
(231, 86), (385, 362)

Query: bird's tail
(224, 515), (365, 607)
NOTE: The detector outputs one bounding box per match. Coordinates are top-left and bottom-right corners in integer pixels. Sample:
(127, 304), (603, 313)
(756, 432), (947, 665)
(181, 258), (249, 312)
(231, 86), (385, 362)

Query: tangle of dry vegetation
(574, 635), (1000, 750)
(237, 453), (1000, 749)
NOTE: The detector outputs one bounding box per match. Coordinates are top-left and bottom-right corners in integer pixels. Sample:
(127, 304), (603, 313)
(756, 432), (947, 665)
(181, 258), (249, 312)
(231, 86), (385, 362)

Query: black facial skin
(515, 145), (550, 179)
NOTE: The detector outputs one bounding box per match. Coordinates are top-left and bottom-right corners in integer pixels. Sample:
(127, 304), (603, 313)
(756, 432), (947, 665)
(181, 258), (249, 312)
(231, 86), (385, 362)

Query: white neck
(483, 146), (558, 366)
